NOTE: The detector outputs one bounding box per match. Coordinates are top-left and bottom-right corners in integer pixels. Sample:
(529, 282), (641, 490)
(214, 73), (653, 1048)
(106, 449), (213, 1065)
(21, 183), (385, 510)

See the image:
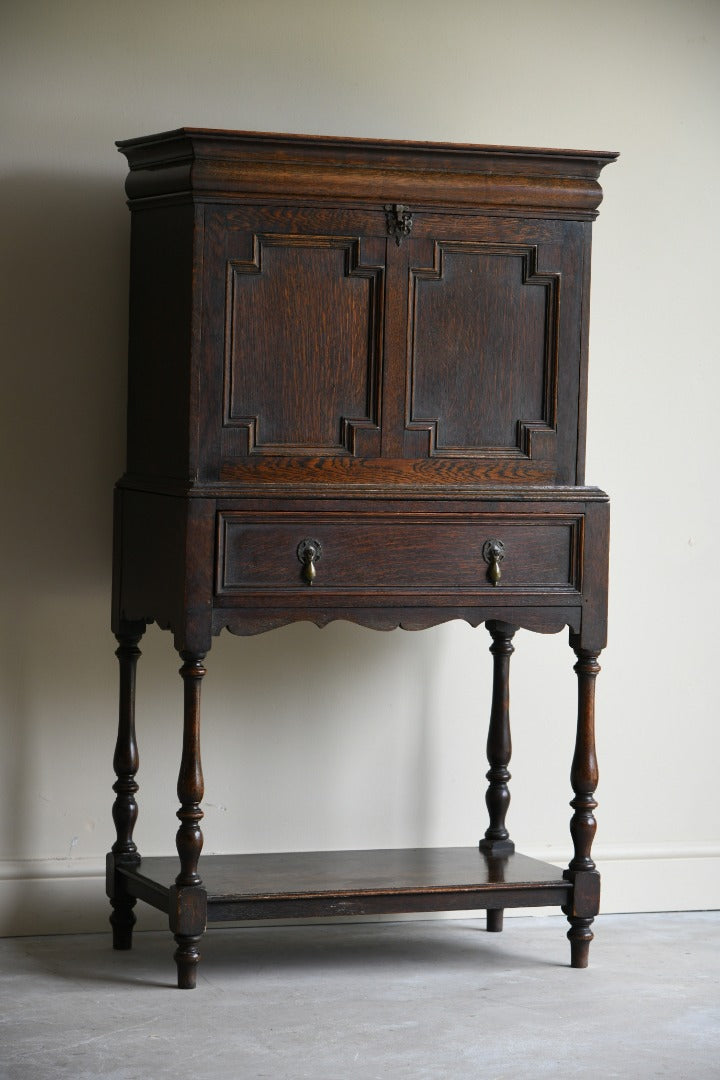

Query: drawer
(216, 513), (582, 595)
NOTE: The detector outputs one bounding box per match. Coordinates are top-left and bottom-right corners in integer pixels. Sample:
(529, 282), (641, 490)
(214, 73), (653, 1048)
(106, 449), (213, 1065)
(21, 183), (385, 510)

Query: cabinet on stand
(108, 128), (616, 988)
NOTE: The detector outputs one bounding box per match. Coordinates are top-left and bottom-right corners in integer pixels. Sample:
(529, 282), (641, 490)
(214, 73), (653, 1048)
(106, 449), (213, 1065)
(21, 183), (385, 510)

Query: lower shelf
(117, 847), (572, 922)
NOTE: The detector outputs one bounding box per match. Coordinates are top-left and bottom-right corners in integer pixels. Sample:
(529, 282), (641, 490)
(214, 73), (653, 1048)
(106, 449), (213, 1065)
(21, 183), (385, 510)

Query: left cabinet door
(199, 204), (388, 481)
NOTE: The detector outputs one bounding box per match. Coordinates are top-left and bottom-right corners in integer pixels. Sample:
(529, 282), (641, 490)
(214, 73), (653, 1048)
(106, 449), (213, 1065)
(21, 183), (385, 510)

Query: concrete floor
(1, 912), (718, 1080)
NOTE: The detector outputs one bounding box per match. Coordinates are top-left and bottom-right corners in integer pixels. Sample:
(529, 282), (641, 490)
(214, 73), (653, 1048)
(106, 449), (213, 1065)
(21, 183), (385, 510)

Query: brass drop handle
(297, 539), (322, 586)
(482, 539), (505, 586)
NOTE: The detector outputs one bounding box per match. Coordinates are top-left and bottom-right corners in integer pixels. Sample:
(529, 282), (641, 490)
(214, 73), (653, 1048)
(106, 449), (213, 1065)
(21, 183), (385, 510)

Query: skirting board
(1, 845), (718, 938)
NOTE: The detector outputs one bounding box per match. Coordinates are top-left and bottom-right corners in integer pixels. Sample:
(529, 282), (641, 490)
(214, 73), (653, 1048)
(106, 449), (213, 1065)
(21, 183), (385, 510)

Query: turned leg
(108, 623), (145, 950)
(171, 652), (208, 989)
(563, 647), (602, 968)
(479, 622), (516, 932)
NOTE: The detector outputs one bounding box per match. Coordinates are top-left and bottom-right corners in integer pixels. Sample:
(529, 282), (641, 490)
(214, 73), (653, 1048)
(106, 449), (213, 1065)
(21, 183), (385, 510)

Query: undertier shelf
(118, 847), (572, 922)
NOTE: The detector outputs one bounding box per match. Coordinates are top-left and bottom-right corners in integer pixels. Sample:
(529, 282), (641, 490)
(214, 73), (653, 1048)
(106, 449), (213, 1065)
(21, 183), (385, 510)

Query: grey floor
(1, 912), (718, 1080)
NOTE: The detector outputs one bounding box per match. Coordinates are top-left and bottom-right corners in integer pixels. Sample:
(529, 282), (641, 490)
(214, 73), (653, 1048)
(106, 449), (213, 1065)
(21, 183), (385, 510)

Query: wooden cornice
(117, 128), (618, 218)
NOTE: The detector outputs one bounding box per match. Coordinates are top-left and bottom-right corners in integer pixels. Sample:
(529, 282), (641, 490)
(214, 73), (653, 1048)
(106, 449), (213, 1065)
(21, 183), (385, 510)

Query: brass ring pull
(482, 539), (505, 586)
(297, 538), (322, 586)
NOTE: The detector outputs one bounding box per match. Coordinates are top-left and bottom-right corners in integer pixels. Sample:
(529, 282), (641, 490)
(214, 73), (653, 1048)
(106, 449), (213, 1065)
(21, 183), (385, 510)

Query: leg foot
(486, 908), (504, 933)
(174, 934), (202, 989)
(110, 896), (136, 950)
(567, 916), (594, 968)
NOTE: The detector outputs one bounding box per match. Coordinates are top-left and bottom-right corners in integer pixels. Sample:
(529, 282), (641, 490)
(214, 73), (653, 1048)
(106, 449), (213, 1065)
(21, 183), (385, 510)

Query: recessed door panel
(407, 242), (559, 461)
(203, 207), (385, 466)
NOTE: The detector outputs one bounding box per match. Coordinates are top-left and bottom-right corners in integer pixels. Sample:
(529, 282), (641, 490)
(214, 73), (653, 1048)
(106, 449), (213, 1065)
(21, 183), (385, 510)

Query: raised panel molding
(222, 234), (384, 457)
(407, 243), (560, 461)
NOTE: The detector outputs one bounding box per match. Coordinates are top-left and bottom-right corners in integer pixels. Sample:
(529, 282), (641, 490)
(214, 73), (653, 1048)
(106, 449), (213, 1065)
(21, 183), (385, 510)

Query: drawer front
(217, 513), (582, 595)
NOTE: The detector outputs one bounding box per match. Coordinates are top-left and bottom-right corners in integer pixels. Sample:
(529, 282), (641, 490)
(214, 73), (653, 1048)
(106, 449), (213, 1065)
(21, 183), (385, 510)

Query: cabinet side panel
(113, 490), (187, 632)
(575, 222), (593, 486)
(574, 498), (609, 652)
(125, 204), (196, 480)
(555, 223), (587, 485)
(113, 489), (215, 652)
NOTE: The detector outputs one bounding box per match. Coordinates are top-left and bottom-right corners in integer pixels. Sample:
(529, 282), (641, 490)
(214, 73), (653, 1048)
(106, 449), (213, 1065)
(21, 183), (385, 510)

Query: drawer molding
(216, 511), (584, 597)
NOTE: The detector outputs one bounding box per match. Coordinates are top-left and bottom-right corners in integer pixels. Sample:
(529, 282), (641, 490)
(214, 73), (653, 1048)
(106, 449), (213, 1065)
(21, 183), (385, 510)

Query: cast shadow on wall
(0, 171), (449, 937)
(0, 170), (129, 927)
(1, 171), (129, 590)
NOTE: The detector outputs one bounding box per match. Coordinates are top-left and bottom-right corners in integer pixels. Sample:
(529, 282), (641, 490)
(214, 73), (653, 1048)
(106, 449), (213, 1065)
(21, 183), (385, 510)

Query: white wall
(1, 0), (718, 935)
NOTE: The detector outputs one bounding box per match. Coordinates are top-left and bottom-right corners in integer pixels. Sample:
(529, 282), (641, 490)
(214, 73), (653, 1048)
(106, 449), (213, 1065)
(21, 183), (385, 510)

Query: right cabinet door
(396, 214), (589, 485)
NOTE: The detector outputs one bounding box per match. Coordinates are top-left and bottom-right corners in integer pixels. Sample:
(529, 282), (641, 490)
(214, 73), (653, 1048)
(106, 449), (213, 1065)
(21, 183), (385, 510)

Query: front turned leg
(108, 624), (145, 950)
(479, 622), (516, 857)
(171, 653), (208, 989)
(479, 622), (516, 933)
(563, 647), (602, 968)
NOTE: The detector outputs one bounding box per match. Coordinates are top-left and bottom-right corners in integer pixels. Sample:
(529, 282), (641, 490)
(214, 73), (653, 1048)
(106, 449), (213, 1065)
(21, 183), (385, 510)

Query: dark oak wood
(107, 623), (145, 950)
(111, 629), (143, 863)
(217, 513), (578, 594)
(479, 622), (517, 859)
(175, 655), (206, 888)
(562, 647), (602, 968)
(117, 128), (615, 217)
(173, 654), (207, 989)
(117, 848), (572, 920)
(568, 649), (601, 875)
(486, 908), (504, 933)
(109, 128), (614, 987)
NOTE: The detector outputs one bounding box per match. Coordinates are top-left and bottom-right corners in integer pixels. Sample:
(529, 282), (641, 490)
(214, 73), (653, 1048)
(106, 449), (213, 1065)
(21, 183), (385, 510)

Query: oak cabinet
(108, 129), (616, 988)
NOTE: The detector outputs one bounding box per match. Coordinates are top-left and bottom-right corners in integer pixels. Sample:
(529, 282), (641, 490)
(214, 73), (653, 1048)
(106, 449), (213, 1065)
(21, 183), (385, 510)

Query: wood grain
(119, 848), (570, 908)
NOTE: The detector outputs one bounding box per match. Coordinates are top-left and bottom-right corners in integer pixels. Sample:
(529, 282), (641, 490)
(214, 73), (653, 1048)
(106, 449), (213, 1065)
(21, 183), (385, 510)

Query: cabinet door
(201, 205), (588, 486)
(200, 205), (387, 478)
(397, 214), (587, 485)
